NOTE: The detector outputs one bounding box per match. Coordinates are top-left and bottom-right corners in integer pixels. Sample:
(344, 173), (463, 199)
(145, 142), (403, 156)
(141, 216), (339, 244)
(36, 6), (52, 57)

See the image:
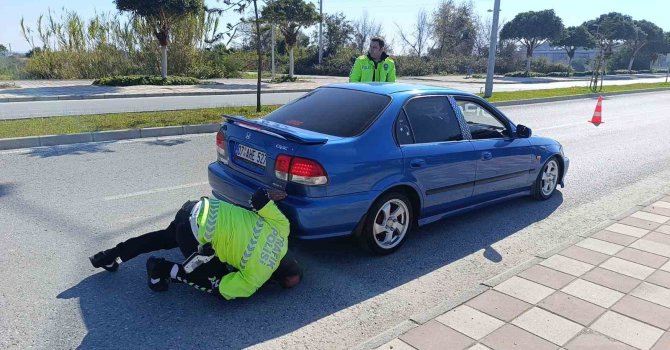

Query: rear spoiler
(223, 115), (328, 145)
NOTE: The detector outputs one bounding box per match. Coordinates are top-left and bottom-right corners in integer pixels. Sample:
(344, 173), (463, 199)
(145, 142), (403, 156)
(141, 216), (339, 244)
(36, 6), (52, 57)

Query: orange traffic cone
(589, 96), (604, 126)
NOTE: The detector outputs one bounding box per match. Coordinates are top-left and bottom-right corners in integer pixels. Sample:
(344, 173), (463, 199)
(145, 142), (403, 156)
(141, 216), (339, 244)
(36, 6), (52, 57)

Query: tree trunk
(160, 45), (168, 78)
(526, 55), (532, 72)
(289, 46), (295, 78)
(627, 45), (644, 73)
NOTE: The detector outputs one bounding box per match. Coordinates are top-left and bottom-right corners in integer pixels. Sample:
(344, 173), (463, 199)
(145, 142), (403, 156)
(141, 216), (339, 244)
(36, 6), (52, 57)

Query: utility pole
(271, 25), (276, 80)
(318, 0), (323, 64)
(484, 0), (501, 98)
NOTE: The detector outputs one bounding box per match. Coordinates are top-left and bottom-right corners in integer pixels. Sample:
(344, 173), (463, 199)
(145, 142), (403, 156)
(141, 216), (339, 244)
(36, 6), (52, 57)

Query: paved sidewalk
(360, 194), (670, 350)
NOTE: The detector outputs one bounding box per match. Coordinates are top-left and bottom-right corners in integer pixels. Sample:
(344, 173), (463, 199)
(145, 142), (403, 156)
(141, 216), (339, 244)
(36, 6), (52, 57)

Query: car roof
(324, 82), (472, 96)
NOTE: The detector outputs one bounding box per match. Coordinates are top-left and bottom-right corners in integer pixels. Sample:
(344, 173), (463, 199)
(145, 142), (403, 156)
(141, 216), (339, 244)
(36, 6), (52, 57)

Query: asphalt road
(0, 92), (309, 120)
(1, 91), (670, 349)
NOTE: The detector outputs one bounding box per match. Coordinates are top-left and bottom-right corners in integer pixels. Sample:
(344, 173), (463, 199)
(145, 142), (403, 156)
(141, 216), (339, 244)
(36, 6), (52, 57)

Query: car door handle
(410, 159), (426, 168)
(481, 152), (493, 161)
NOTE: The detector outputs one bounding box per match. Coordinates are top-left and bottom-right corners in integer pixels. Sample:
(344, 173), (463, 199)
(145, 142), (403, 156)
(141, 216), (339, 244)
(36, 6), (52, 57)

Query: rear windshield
(264, 88), (391, 137)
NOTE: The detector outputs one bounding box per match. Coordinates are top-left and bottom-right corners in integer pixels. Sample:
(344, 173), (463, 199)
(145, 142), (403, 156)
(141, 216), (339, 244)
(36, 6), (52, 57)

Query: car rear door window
(263, 88), (391, 137)
(395, 110), (414, 145)
(456, 100), (510, 139)
(404, 96), (463, 143)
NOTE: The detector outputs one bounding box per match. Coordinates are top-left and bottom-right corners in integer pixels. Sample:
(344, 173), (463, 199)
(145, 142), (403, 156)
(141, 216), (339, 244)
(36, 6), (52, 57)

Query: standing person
(349, 37), (396, 83)
(89, 188), (303, 300)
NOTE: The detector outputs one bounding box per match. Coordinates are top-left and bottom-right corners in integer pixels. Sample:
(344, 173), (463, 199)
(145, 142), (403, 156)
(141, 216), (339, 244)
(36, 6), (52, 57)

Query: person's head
(368, 37), (385, 60)
(271, 252), (303, 289)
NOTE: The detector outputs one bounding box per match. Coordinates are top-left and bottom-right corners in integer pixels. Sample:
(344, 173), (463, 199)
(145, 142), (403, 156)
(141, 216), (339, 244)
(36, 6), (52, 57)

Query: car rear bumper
(208, 162), (375, 239)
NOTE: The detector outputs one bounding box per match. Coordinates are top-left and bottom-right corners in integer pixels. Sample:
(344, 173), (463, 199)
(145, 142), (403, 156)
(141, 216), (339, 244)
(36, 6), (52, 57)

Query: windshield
(264, 88), (391, 137)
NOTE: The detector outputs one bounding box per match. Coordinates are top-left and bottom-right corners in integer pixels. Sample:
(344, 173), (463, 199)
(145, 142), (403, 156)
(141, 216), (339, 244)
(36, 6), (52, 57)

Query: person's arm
(349, 58), (362, 82)
(250, 188), (290, 234)
(387, 60), (396, 82)
(217, 269), (264, 299)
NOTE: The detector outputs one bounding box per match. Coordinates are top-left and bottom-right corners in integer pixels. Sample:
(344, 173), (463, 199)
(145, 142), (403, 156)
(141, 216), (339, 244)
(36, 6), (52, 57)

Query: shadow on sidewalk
(57, 191), (562, 349)
(27, 142), (116, 158)
(1, 85), (121, 97)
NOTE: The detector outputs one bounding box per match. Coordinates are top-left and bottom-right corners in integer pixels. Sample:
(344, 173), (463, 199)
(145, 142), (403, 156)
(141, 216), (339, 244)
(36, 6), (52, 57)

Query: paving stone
(481, 324), (558, 350)
(511, 307), (583, 346)
(560, 246), (610, 265)
(466, 344), (491, 350)
(631, 282), (670, 308)
(655, 224), (670, 235)
(630, 239), (670, 258)
(591, 230), (637, 246)
(643, 231), (670, 246)
(540, 255), (594, 277)
(662, 260), (670, 272)
(561, 279), (624, 308)
(576, 238), (624, 255)
(518, 265), (575, 290)
(590, 311), (664, 350)
(564, 330), (637, 350)
(616, 247), (669, 269)
(612, 295), (670, 330)
(493, 276), (555, 304)
(436, 305), (505, 340)
(466, 290), (532, 322)
(646, 269), (670, 289)
(538, 291), (605, 326)
(374, 338), (416, 350)
(631, 211), (670, 224)
(651, 332), (670, 350)
(619, 217), (663, 231)
(600, 257), (656, 280)
(643, 203), (670, 217)
(399, 320), (475, 350)
(605, 223), (650, 238)
(582, 267), (642, 293)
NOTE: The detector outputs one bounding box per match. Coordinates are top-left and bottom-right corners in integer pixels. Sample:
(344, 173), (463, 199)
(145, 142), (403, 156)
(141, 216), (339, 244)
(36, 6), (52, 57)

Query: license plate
(236, 143), (266, 167)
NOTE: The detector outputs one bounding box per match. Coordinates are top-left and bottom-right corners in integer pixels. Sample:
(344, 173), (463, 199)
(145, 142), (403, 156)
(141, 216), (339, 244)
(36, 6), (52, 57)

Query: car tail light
(274, 154), (327, 185)
(216, 130), (228, 164)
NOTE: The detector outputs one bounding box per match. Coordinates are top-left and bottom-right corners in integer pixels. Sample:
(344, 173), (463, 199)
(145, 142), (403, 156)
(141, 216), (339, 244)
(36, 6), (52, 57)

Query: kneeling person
(89, 188), (302, 300)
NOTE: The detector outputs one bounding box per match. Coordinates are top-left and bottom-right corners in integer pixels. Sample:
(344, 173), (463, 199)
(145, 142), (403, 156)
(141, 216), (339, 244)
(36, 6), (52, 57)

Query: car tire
(360, 192), (413, 255)
(531, 156), (561, 200)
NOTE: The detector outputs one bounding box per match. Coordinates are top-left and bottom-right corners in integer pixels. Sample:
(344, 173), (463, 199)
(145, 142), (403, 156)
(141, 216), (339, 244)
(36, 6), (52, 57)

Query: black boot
(146, 256), (172, 292)
(89, 249), (120, 272)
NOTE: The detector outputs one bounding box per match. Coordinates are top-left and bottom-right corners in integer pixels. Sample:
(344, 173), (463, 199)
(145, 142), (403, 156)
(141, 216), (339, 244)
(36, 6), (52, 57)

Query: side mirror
(516, 124), (532, 138)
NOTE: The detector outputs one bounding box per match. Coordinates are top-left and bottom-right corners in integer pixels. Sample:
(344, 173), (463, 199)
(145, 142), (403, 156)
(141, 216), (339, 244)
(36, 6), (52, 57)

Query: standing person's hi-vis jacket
(349, 53), (396, 83)
(195, 196), (290, 299)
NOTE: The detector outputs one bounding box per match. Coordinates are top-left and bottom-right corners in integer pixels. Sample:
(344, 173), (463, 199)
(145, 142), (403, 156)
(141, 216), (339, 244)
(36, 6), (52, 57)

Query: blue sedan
(208, 83), (569, 254)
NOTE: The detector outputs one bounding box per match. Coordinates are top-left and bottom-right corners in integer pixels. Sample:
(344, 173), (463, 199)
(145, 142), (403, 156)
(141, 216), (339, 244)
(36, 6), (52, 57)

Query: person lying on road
(89, 188), (302, 300)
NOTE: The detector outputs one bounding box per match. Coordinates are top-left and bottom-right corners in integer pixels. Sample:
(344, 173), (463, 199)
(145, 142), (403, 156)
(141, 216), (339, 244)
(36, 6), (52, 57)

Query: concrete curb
(1, 88), (313, 103)
(0, 124), (220, 151)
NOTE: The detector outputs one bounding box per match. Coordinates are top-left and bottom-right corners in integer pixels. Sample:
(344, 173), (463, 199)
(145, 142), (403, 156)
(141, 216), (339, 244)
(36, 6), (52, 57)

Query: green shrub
(572, 71), (593, 77)
(504, 71), (547, 77)
(92, 75), (202, 86)
(613, 69), (637, 75)
(531, 58), (570, 74)
(394, 56), (433, 76)
(546, 71), (570, 77)
(638, 69), (651, 74)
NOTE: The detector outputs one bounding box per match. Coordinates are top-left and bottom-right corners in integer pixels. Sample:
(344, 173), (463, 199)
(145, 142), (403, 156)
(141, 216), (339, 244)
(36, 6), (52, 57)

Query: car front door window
(456, 100), (510, 139)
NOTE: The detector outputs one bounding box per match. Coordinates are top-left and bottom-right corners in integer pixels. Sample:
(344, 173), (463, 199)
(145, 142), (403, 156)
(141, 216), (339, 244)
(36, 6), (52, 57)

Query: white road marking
(103, 182), (209, 201)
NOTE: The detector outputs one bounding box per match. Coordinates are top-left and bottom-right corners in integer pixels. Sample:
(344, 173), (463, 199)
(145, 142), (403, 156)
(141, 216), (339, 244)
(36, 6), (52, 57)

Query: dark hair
(370, 37), (385, 48)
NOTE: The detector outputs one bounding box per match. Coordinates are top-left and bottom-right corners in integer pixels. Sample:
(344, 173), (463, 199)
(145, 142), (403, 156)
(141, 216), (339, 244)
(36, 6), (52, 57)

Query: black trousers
(113, 200), (297, 294)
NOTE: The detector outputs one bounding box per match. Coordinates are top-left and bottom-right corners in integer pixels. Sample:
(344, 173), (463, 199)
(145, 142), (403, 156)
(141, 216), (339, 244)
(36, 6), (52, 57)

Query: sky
(1, 0), (669, 54)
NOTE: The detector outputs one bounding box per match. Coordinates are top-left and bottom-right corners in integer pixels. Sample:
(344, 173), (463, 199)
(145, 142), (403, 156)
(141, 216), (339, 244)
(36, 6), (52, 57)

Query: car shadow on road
(58, 192), (562, 349)
(143, 139), (189, 147)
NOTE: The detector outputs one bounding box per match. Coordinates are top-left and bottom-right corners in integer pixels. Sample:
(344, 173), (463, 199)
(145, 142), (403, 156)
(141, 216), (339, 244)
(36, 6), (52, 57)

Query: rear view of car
(208, 86), (394, 245)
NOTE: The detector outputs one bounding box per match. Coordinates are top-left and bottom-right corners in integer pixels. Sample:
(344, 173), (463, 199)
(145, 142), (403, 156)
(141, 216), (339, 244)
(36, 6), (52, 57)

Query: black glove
(250, 188), (271, 211)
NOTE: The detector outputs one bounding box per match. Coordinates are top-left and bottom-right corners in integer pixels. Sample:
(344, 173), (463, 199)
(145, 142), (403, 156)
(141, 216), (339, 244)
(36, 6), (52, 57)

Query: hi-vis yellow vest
(196, 197), (290, 300)
(349, 54), (396, 82)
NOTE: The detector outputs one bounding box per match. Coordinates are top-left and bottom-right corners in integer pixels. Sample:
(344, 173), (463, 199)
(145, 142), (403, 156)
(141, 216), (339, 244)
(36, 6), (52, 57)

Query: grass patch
(0, 105), (280, 139)
(482, 82), (670, 103)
